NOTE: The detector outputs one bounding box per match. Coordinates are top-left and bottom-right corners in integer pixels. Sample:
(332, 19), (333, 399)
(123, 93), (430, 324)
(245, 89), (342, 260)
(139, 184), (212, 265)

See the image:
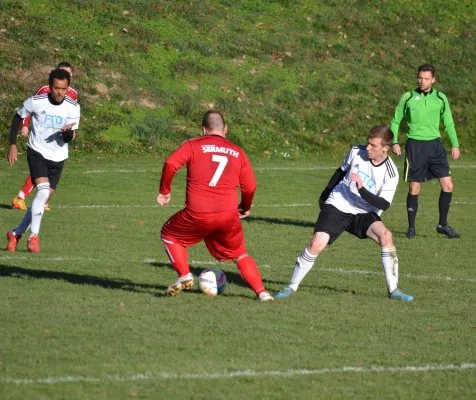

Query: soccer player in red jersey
(157, 110), (274, 301)
(11, 62), (78, 212)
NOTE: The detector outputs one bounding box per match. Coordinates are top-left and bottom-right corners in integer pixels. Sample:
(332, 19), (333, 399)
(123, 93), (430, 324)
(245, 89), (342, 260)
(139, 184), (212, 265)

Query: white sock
(289, 248), (318, 291)
(30, 182), (50, 236)
(381, 246), (398, 294)
(17, 190), (26, 199)
(14, 207), (32, 235)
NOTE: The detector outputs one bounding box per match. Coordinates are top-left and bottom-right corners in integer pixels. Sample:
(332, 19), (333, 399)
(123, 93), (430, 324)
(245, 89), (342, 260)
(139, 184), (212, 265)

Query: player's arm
(352, 173), (397, 211)
(390, 93), (410, 156)
(440, 94), (459, 147)
(357, 187), (391, 211)
(157, 142), (191, 205)
(7, 113), (24, 166)
(319, 147), (354, 207)
(60, 123), (77, 142)
(238, 153), (257, 217)
(8, 97), (33, 166)
(7, 114), (23, 166)
(61, 107), (81, 143)
(21, 116), (31, 136)
(389, 94), (408, 142)
(319, 167), (346, 206)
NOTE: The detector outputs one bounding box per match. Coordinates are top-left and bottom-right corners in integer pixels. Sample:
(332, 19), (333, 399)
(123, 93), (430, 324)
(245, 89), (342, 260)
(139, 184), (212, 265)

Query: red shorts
(161, 208), (247, 261)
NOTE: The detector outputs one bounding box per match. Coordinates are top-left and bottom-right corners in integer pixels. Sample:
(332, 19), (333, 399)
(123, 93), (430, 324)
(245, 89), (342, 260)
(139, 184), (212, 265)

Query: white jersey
(17, 94), (80, 162)
(326, 145), (398, 216)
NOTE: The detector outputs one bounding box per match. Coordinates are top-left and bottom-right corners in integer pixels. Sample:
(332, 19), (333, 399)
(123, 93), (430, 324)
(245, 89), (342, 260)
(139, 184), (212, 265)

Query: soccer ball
(198, 268), (227, 296)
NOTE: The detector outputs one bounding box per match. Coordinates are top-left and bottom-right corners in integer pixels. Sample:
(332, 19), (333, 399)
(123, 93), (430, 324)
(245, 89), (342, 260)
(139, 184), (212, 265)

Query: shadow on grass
(243, 216), (315, 229)
(264, 278), (353, 295)
(0, 204), (16, 210)
(0, 264), (168, 296)
(392, 230), (429, 239)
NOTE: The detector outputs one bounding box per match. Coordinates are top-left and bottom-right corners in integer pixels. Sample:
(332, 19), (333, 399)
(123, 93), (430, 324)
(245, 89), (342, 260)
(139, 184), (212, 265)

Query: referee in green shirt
(390, 64), (460, 239)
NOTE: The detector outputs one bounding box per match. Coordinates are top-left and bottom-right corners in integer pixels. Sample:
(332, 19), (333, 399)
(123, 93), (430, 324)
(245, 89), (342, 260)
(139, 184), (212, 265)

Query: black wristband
(62, 130), (75, 143)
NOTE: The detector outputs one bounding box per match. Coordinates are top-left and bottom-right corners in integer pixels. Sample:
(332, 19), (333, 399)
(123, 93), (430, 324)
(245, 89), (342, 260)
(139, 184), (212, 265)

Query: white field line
(1, 256), (475, 284)
(318, 267), (476, 284)
(14, 200), (476, 209)
(2, 362), (475, 385)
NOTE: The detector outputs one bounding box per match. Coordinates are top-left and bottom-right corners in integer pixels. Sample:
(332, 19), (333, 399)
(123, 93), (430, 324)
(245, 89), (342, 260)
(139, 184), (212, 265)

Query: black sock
(438, 191), (452, 226)
(407, 193), (418, 229)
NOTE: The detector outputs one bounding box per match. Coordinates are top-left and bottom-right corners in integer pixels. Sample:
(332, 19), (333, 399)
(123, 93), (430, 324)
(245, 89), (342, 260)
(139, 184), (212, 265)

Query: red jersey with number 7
(159, 135), (256, 213)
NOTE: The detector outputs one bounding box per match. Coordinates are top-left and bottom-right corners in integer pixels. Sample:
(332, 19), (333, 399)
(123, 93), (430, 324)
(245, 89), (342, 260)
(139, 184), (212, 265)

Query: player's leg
(430, 141), (460, 238)
(7, 205), (34, 251)
(161, 209), (202, 296)
(204, 211), (273, 301)
(404, 139), (428, 239)
(162, 237), (194, 296)
(11, 176), (34, 210)
(28, 178), (49, 252)
(8, 181), (47, 253)
(365, 218), (413, 301)
(27, 150), (63, 252)
(406, 182), (420, 239)
(275, 205), (347, 298)
(436, 176), (459, 237)
(233, 254), (274, 301)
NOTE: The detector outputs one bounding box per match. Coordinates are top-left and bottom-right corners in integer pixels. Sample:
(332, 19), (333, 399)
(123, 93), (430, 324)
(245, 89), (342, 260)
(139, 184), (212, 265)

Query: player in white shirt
(275, 125), (414, 301)
(7, 68), (80, 253)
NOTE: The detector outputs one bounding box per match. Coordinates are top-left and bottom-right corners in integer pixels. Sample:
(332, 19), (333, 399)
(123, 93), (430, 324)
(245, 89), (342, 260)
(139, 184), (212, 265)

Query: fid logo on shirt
(356, 169), (376, 190)
(43, 114), (64, 127)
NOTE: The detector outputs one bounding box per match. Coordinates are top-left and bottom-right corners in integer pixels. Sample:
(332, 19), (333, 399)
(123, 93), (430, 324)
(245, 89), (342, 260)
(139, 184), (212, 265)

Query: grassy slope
(0, 0), (474, 159)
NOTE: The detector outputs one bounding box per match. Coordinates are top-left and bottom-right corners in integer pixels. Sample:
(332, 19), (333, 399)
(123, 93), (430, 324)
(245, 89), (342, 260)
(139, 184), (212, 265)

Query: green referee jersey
(390, 88), (459, 148)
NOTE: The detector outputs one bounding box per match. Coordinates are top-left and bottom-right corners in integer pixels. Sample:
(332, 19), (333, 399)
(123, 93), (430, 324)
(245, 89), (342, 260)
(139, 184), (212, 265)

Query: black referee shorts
(404, 138), (450, 182)
(27, 147), (64, 190)
(314, 204), (381, 245)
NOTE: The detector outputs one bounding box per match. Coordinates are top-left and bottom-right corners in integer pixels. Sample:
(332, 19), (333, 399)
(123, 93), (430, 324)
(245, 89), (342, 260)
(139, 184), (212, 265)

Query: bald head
(202, 110), (227, 136)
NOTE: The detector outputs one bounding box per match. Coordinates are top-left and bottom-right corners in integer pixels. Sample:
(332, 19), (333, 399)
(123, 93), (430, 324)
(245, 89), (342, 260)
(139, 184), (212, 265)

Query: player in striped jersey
(11, 62), (78, 211)
(276, 125), (414, 301)
(7, 68), (80, 253)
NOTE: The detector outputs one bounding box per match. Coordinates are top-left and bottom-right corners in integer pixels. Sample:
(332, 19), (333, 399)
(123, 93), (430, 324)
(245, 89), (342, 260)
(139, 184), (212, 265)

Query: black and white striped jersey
(326, 145), (398, 216)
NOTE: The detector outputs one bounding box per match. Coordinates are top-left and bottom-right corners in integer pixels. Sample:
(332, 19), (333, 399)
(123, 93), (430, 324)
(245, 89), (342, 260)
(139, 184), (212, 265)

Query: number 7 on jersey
(209, 155), (228, 187)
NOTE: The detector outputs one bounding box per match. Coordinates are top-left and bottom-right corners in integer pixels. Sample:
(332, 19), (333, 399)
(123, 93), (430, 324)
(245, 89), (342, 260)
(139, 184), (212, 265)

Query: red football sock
(236, 256), (265, 295)
(21, 176), (35, 199)
(163, 240), (190, 276)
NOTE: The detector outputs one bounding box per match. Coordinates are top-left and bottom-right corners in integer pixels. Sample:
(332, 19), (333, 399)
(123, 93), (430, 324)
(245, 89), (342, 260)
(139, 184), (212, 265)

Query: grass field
(1, 155), (475, 399)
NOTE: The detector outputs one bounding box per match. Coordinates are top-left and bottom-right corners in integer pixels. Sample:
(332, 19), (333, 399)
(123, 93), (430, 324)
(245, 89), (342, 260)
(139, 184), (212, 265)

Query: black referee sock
(407, 193), (418, 229)
(438, 191), (452, 226)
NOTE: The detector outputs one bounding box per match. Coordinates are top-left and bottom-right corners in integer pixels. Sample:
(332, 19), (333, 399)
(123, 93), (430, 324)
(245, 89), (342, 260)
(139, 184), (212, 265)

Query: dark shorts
(27, 147), (64, 190)
(404, 138), (450, 182)
(161, 208), (247, 261)
(314, 204), (381, 245)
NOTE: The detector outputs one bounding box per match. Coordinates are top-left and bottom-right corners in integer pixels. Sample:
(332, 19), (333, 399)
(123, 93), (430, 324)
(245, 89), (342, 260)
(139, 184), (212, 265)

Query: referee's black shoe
(437, 224), (460, 239)
(405, 228), (416, 239)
